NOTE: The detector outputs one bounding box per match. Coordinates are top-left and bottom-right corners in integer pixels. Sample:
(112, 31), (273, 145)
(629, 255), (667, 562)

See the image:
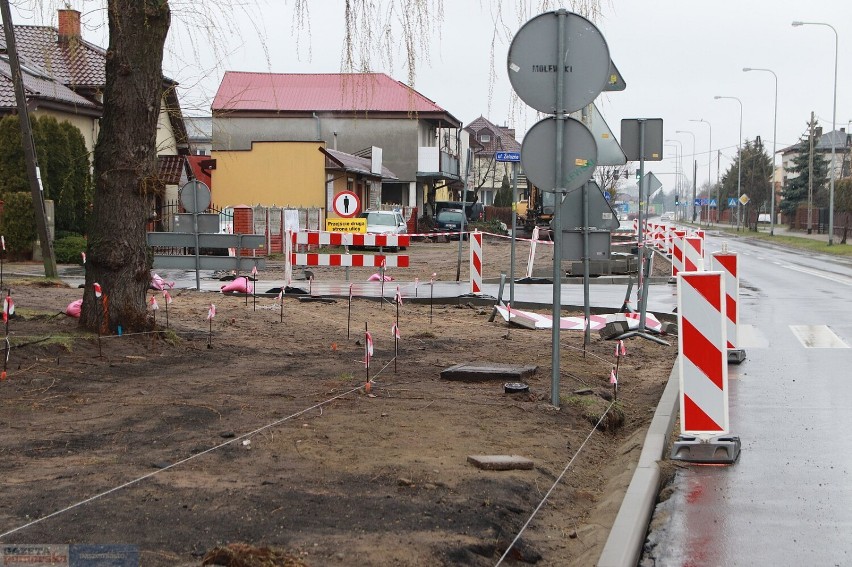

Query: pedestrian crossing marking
(790, 325), (849, 348)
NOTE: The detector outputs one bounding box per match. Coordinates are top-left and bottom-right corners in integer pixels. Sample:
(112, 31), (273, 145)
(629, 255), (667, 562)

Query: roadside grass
(696, 224), (852, 257)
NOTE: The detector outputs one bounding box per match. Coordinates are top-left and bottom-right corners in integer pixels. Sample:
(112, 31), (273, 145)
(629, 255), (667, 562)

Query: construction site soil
(0, 237), (676, 566)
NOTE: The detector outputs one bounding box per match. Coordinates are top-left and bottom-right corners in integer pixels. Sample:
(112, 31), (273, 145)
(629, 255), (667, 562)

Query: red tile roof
(0, 57), (99, 110)
(213, 72), (458, 121)
(465, 116), (521, 154)
(1, 25), (106, 89)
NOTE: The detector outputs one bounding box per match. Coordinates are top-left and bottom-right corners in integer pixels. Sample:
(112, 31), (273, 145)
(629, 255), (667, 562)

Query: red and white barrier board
(677, 271), (729, 434)
(670, 230), (687, 277)
(470, 231), (483, 294)
(294, 231), (410, 248)
(291, 253), (409, 268)
(711, 251), (739, 349)
(683, 235), (704, 272)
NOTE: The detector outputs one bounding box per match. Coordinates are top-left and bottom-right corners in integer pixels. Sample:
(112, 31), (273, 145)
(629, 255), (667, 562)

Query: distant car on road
(660, 211), (675, 222)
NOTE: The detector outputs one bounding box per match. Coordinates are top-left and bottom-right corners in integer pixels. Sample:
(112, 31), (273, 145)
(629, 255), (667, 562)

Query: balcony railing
(417, 147), (460, 179)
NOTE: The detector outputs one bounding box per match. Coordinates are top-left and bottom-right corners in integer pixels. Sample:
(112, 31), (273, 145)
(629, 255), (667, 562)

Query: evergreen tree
(0, 116), (93, 237)
(494, 173), (513, 207)
(720, 138), (773, 228)
(780, 121), (829, 217)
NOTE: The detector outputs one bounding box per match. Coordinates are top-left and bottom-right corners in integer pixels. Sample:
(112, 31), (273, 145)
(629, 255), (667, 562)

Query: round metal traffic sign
(520, 116), (598, 193)
(332, 190), (361, 218)
(179, 180), (212, 214)
(507, 10), (610, 114)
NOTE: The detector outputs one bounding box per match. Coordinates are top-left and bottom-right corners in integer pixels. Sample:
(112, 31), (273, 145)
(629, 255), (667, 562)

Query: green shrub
(0, 191), (36, 259)
(53, 234), (87, 264)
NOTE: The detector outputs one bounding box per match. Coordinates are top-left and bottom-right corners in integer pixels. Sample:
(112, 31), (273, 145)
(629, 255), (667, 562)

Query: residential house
(464, 116), (524, 207)
(185, 116), (213, 156)
(780, 127), (852, 187)
(0, 9), (189, 197)
(210, 72), (462, 218)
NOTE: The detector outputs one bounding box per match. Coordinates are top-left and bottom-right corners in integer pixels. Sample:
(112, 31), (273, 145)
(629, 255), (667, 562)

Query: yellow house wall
(155, 104), (177, 155)
(212, 141), (326, 207)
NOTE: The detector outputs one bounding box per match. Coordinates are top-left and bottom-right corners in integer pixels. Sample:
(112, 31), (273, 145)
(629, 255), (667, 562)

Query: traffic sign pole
(551, 10), (567, 407)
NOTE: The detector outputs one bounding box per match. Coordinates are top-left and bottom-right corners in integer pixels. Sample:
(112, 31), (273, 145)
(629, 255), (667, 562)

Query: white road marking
(790, 325), (849, 348)
(780, 264), (852, 286)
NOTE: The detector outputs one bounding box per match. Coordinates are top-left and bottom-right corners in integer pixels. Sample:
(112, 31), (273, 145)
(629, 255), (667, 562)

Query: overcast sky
(10, 0), (852, 191)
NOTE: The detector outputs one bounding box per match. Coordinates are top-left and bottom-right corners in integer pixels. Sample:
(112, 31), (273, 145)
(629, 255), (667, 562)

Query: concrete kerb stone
(597, 356), (680, 567)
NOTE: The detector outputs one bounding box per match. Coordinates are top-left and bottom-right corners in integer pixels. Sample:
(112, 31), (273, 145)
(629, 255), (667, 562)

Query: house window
(479, 134), (491, 143)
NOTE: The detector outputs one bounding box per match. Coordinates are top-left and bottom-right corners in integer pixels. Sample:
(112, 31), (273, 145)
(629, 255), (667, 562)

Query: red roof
(213, 72), (456, 119)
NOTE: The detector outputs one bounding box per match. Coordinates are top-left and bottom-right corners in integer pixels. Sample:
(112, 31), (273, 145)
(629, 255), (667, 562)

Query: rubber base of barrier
(727, 349), (747, 365)
(670, 434), (741, 465)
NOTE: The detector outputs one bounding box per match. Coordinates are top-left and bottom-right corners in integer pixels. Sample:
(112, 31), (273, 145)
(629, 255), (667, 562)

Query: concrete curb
(597, 357), (680, 567)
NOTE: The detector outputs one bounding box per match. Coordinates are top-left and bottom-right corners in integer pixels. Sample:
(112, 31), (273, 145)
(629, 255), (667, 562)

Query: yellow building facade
(211, 141), (327, 207)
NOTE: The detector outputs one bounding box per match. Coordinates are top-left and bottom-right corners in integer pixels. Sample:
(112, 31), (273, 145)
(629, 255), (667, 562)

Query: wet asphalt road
(643, 232), (852, 566)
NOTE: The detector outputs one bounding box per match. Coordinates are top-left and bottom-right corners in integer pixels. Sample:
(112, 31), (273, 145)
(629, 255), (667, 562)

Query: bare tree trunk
(81, 0), (170, 333)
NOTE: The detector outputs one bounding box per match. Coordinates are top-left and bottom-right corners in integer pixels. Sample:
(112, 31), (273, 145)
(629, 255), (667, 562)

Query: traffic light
(635, 170), (641, 180)
(675, 195), (679, 205)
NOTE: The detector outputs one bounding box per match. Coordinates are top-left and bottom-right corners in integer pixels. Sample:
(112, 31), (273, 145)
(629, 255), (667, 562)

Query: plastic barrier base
(727, 349), (747, 365)
(670, 434), (741, 464)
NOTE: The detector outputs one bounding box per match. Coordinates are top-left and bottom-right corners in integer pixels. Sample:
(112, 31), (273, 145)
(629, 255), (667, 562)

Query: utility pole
(0, 0), (57, 277)
(807, 111), (815, 234)
(717, 149), (721, 224)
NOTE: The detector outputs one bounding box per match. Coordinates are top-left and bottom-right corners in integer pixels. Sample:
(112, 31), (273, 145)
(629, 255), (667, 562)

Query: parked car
(358, 209), (407, 250)
(359, 210), (407, 235)
(433, 208), (468, 240)
(660, 211), (675, 222)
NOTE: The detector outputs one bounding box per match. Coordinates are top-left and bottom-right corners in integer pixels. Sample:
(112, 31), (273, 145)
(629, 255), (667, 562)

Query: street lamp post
(793, 21), (839, 245)
(743, 67), (778, 236)
(676, 129), (697, 222)
(715, 95), (743, 230)
(690, 119), (713, 224)
(666, 139), (683, 220)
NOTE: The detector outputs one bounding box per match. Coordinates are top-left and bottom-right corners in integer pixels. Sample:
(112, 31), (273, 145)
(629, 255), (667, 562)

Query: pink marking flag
(207, 304), (216, 320)
(251, 265), (258, 277)
(610, 367), (618, 385)
(163, 290), (173, 305)
(2, 293), (13, 323)
(1, 235), (5, 251)
(392, 323), (401, 340)
(81, 251), (85, 264)
(277, 289), (284, 303)
(364, 331), (374, 367)
(618, 340), (626, 356)
(394, 286), (403, 305)
(93, 282), (102, 298)
(149, 295), (159, 311)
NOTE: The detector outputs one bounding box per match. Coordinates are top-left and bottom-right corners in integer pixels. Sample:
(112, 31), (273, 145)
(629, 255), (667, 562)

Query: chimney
(58, 9), (81, 42)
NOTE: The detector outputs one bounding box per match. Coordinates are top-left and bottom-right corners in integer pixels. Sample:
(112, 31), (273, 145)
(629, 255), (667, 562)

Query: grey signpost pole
(582, 179), (591, 345)
(456, 148), (473, 282)
(193, 182), (201, 291)
(510, 161), (518, 307)
(637, 121), (648, 333)
(550, 10), (568, 407)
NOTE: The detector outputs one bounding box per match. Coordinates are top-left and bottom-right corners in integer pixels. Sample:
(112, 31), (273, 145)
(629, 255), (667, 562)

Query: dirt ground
(0, 237), (677, 566)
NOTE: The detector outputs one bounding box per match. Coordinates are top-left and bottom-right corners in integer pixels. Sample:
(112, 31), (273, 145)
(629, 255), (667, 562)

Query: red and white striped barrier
(677, 271), (729, 434)
(294, 231), (410, 248)
(470, 230), (483, 294)
(284, 230), (293, 286)
(291, 253), (409, 268)
(711, 251), (739, 350)
(683, 235), (704, 272)
(671, 231), (687, 277)
(526, 226), (540, 278)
